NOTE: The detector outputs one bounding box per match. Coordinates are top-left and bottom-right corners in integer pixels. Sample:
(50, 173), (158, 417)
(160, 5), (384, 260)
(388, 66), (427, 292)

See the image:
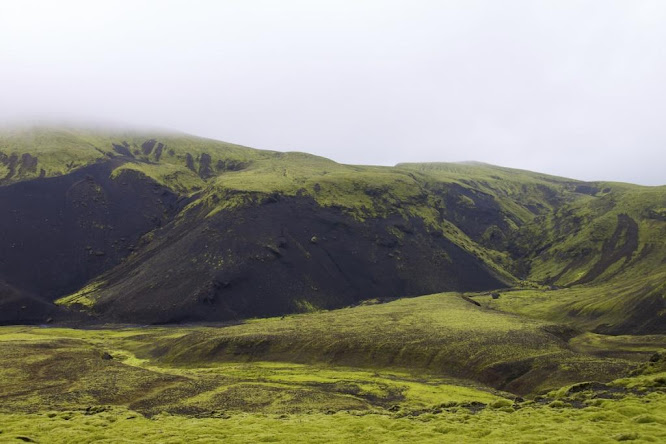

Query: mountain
(1, 126), (664, 333)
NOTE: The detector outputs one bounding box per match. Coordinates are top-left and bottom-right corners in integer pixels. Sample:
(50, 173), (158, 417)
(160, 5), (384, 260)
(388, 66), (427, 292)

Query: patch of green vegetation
(570, 333), (666, 355)
(178, 154), (436, 224)
(0, 127), (114, 181)
(0, 161), (10, 178)
(111, 162), (205, 194)
(54, 282), (104, 308)
(293, 299), (321, 313)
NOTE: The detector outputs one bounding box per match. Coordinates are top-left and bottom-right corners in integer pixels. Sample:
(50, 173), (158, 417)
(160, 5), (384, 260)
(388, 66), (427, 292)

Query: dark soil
(0, 158), (181, 323)
(87, 194), (506, 324)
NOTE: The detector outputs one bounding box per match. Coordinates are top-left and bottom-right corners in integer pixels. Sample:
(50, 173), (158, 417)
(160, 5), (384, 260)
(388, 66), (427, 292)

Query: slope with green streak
(398, 161), (582, 218)
(519, 182), (666, 286)
(400, 163), (666, 287)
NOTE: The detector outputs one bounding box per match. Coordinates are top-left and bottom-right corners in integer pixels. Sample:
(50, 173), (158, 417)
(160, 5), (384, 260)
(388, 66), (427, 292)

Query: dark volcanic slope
(86, 196), (504, 323)
(0, 158), (181, 321)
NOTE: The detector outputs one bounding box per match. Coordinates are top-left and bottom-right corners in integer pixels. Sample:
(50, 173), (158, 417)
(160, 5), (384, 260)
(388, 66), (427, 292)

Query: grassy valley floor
(0, 292), (665, 443)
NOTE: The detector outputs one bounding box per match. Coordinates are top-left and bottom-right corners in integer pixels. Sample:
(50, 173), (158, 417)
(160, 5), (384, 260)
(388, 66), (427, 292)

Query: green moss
(293, 300), (320, 313)
(489, 399), (513, 409)
(457, 194), (475, 208)
(102, 292), (651, 396)
(0, 392), (663, 443)
(111, 162), (205, 193)
(54, 282), (104, 308)
(0, 321), (664, 442)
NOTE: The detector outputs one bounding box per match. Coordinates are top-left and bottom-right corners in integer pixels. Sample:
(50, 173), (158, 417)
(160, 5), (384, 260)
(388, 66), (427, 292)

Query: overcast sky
(1, 1), (665, 185)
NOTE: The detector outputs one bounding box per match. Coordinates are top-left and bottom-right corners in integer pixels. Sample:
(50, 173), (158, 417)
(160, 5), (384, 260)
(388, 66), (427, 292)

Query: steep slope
(61, 196), (504, 323)
(0, 159), (180, 299)
(399, 163), (666, 333)
(516, 183), (666, 286)
(0, 127), (273, 322)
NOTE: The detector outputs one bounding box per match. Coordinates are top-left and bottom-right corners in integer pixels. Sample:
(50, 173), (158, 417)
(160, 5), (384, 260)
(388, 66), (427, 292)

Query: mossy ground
(134, 293), (650, 395)
(1, 391), (664, 444)
(1, 292), (665, 442)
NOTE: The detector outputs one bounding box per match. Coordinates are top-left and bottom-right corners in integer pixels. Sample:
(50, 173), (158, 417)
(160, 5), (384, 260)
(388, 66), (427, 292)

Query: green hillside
(0, 126), (272, 189)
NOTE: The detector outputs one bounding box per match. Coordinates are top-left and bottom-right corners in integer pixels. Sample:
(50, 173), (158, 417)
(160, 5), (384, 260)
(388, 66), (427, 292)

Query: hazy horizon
(2, 1), (665, 185)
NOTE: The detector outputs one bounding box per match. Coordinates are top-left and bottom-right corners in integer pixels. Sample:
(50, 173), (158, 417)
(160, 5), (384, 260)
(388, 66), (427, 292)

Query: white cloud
(1, 0), (664, 184)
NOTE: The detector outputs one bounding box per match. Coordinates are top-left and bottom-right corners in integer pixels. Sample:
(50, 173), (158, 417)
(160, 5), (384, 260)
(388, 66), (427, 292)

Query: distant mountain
(1, 126), (664, 332)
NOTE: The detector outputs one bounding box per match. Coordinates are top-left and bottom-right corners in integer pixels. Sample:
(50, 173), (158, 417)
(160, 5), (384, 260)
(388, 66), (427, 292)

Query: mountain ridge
(0, 127), (663, 333)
